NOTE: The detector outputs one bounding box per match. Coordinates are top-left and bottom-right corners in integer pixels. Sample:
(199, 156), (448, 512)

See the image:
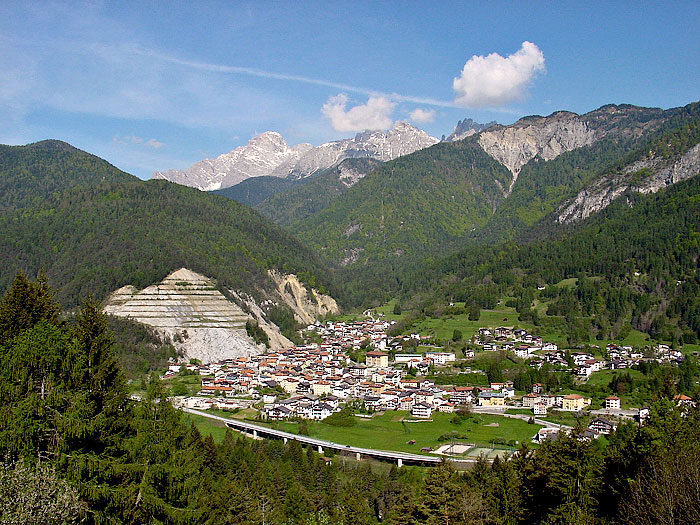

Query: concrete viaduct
(183, 408), (465, 467)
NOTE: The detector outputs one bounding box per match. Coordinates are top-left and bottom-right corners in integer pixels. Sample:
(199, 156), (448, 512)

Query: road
(183, 408), (484, 466)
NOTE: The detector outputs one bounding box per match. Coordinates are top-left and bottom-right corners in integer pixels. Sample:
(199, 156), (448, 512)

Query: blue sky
(1, 1), (699, 179)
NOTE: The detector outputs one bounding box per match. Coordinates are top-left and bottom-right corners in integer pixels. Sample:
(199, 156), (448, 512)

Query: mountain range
(152, 121), (438, 191)
(0, 140), (342, 359)
(2, 98), (699, 348)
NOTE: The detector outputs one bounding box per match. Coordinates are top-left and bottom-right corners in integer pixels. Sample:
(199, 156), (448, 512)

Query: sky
(1, 1), (699, 179)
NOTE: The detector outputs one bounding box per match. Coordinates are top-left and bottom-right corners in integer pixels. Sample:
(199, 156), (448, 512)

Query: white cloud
(409, 108), (436, 124)
(453, 41), (545, 108)
(112, 135), (165, 149)
(321, 94), (396, 132)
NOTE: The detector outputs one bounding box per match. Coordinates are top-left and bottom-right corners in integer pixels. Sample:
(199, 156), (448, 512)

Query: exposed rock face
(268, 271), (340, 325)
(336, 158), (381, 187)
(103, 268), (341, 362)
(228, 290), (294, 350)
(153, 122), (437, 190)
(557, 141), (700, 223)
(478, 112), (597, 193)
(152, 133), (313, 191)
(104, 268), (266, 362)
(446, 118), (498, 142)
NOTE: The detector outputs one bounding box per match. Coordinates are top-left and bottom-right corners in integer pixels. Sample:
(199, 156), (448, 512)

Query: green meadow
(249, 410), (541, 453)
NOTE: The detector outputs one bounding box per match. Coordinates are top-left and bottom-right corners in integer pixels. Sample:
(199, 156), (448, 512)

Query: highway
(183, 408), (467, 466)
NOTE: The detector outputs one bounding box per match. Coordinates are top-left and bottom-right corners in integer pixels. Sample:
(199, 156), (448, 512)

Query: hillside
(0, 142), (337, 309)
(288, 138), (511, 266)
(0, 140), (134, 212)
(255, 157), (382, 229)
(213, 175), (302, 207)
(408, 170), (700, 344)
(277, 103), (699, 306)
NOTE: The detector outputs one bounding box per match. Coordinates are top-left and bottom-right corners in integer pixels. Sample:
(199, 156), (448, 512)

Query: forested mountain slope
(255, 157), (382, 229)
(0, 140), (134, 212)
(273, 102), (699, 307)
(213, 175), (302, 207)
(0, 142), (335, 308)
(289, 139), (512, 266)
(410, 171), (700, 343)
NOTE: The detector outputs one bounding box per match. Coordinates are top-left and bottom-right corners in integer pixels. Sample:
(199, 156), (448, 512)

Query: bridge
(183, 408), (461, 467)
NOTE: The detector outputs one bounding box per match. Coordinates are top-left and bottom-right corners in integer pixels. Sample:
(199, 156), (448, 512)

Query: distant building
(523, 393), (541, 408)
(533, 402), (547, 416)
(674, 394), (696, 408)
(588, 418), (617, 435)
(366, 351), (389, 368)
(561, 394), (591, 411)
(411, 403), (433, 418)
(605, 396), (621, 410)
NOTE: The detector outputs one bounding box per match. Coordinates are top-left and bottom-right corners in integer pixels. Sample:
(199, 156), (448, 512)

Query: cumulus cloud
(321, 94), (396, 132)
(409, 108), (436, 124)
(113, 135), (165, 149)
(453, 41), (545, 108)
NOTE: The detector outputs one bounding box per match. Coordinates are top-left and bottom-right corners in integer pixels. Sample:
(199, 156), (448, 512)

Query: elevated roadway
(183, 408), (467, 466)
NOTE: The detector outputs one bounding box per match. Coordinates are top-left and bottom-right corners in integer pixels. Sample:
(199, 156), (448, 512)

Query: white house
(411, 403), (432, 418)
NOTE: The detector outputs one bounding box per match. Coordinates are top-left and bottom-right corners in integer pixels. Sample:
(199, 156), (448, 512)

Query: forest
(0, 141), (337, 307)
(1, 273), (700, 524)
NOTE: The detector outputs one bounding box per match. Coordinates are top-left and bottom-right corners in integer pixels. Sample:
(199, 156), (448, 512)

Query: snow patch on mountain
(153, 123), (437, 190)
(152, 133), (313, 191)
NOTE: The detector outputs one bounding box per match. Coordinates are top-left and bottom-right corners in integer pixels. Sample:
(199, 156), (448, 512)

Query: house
(540, 395), (557, 408)
(674, 394), (696, 408)
(400, 378), (420, 390)
(426, 352), (455, 365)
(522, 393), (541, 408)
(638, 407), (650, 422)
(366, 351), (389, 368)
(311, 403), (334, 420)
(532, 428), (560, 444)
(437, 402), (455, 413)
(479, 392), (505, 407)
(561, 394), (591, 411)
(533, 402), (547, 415)
(400, 397), (414, 411)
(449, 386), (475, 405)
(415, 390), (434, 405)
(532, 383), (545, 394)
(604, 396), (621, 410)
(263, 405), (292, 420)
(311, 381), (332, 397)
(588, 418), (617, 435)
(411, 403), (432, 418)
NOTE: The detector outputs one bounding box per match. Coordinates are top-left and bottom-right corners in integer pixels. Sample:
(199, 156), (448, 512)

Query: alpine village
(2, 3), (700, 524)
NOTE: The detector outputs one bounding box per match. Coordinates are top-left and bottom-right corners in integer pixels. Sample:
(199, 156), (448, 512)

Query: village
(168, 316), (696, 446)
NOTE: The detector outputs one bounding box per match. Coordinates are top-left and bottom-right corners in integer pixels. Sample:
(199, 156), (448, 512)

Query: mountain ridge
(152, 121), (438, 190)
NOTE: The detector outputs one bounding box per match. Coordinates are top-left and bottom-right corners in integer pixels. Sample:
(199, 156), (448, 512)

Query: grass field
(370, 275), (681, 352)
(586, 369), (645, 387)
(410, 302), (525, 342)
(182, 412), (230, 442)
(248, 411), (542, 453)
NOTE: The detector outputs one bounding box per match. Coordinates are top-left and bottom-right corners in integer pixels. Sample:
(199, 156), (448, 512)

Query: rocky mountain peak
(446, 118), (498, 142)
(154, 123), (438, 190)
(476, 111), (597, 194)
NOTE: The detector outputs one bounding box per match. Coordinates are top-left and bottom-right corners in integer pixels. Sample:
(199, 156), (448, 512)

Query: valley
(2, 85), (700, 525)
